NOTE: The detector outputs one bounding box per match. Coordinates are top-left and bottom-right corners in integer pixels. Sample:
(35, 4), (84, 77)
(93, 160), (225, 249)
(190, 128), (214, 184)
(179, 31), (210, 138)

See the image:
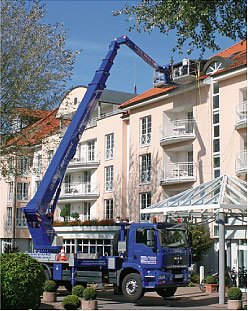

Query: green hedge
(206, 275), (217, 284)
(72, 285), (84, 298)
(1, 252), (45, 309)
(62, 295), (81, 309)
(227, 287), (242, 300)
(83, 287), (97, 301)
(44, 280), (58, 292)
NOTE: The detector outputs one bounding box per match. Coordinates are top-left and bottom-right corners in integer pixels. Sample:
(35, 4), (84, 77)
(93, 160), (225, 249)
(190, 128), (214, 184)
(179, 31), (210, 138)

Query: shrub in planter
(227, 287), (242, 310)
(62, 295), (81, 310)
(43, 280), (58, 302)
(72, 285), (84, 298)
(227, 287), (242, 300)
(82, 287), (98, 310)
(206, 275), (217, 284)
(1, 252), (45, 310)
(83, 287), (97, 301)
(44, 280), (58, 292)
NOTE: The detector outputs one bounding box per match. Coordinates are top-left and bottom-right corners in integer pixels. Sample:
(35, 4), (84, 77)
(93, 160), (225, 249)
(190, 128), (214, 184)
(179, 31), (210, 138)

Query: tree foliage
(188, 224), (214, 263)
(1, 252), (46, 309)
(113, 0), (247, 56)
(1, 0), (79, 145)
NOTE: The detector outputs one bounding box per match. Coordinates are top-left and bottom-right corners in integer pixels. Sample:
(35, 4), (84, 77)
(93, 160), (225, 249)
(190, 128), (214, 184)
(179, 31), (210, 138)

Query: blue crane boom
(23, 36), (171, 252)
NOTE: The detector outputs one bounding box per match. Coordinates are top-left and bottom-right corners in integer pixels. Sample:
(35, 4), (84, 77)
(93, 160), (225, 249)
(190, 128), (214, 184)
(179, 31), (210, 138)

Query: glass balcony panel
(235, 102), (247, 129)
(235, 151), (247, 175)
(160, 162), (196, 185)
(159, 119), (195, 145)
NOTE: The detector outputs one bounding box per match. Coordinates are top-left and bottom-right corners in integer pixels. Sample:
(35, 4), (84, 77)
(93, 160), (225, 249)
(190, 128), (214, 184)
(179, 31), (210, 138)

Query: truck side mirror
(147, 230), (156, 251)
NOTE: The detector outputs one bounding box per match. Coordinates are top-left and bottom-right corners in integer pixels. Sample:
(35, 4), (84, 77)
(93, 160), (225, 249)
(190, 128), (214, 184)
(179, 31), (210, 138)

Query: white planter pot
(43, 291), (57, 302)
(228, 299), (242, 310)
(81, 299), (98, 310)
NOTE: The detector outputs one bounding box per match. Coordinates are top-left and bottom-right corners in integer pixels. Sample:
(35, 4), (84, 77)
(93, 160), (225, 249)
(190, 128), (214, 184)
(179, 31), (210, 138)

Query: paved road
(39, 285), (247, 310)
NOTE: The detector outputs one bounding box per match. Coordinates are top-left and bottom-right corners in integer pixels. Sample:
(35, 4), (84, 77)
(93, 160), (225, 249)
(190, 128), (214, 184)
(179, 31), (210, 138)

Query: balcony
(235, 151), (247, 176)
(160, 162), (196, 185)
(67, 152), (100, 172)
(58, 182), (99, 202)
(235, 102), (247, 129)
(159, 120), (195, 146)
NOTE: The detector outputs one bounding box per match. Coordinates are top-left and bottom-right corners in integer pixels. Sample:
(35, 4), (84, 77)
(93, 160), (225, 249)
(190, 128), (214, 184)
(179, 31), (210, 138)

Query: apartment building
(0, 40), (246, 275)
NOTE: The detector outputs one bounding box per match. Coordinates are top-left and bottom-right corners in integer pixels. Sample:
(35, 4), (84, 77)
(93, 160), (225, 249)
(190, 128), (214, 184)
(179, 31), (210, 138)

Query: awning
(141, 175), (247, 215)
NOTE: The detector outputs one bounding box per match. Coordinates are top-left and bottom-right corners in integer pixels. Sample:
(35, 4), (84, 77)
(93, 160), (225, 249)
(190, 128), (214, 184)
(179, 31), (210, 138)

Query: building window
(105, 199), (113, 220)
(35, 181), (41, 193)
(140, 154), (151, 184)
(105, 134), (114, 160)
(74, 97), (77, 105)
(48, 150), (54, 164)
(83, 202), (91, 221)
(141, 116), (151, 146)
(105, 166), (113, 192)
(64, 239), (75, 254)
(88, 141), (96, 162)
(16, 208), (26, 227)
(7, 207), (12, 227)
(17, 182), (29, 201)
(64, 174), (71, 193)
(212, 82), (220, 178)
(17, 157), (30, 175)
(140, 192), (151, 221)
(8, 182), (13, 202)
(76, 239), (111, 256)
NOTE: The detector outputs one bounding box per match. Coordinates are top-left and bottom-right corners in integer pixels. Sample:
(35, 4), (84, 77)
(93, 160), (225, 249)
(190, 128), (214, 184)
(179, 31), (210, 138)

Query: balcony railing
(235, 151), (247, 176)
(61, 182), (99, 196)
(235, 101), (247, 129)
(69, 151), (100, 166)
(160, 162), (196, 185)
(159, 119), (195, 145)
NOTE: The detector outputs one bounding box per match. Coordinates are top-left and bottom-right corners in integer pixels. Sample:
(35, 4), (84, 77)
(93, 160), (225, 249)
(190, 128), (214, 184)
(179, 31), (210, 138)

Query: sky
(42, 0), (240, 95)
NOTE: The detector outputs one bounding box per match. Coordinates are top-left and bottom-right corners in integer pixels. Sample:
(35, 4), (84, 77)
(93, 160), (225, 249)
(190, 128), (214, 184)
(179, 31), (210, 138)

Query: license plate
(174, 274), (183, 278)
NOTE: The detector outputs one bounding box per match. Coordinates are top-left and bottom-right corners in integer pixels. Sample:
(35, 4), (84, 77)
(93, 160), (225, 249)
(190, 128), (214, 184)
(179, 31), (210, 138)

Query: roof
(16, 107), (51, 119)
(142, 175), (247, 215)
(121, 40), (247, 109)
(100, 89), (135, 105)
(8, 108), (62, 147)
(120, 86), (176, 109)
(8, 88), (136, 147)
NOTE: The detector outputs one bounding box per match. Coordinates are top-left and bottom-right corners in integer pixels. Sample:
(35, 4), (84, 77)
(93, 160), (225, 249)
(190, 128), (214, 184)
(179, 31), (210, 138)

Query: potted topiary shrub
(43, 280), (58, 302)
(82, 287), (98, 310)
(227, 287), (242, 310)
(205, 275), (218, 293)
(62, 295), (81, 310)
(72, 284), (84, 305)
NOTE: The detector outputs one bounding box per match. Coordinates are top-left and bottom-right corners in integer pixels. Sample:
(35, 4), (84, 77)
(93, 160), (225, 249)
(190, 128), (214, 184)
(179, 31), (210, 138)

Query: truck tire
(155, 287), (177, 297)
(122, 273), (144, 302)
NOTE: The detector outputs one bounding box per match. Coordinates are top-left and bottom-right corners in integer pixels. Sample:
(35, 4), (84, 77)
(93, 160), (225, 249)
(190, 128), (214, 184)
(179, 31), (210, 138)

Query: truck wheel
(122, 273), (144, 302)
(155, 287), (177, 297)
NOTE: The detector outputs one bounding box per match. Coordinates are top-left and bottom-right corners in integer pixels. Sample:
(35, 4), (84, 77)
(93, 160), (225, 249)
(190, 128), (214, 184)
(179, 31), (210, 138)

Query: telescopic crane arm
(23, 36), (171, 252)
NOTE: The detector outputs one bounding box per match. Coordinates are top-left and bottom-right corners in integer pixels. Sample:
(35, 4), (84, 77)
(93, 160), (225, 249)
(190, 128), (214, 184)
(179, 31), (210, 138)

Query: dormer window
(74, 97), (77, 105)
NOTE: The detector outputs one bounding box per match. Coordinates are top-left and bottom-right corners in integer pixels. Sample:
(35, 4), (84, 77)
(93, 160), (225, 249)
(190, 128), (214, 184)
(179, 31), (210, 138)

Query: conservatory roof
(142, 175), (247, 215)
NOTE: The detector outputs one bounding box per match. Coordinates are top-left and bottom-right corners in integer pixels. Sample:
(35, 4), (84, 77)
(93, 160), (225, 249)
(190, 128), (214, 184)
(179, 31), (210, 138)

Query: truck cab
(115, 222), (192, 301)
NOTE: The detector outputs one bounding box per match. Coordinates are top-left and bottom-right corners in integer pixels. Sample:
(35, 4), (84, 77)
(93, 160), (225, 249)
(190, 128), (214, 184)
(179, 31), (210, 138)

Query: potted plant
(82, 287), (98, 310)
(227, 287), (242, 310)
(62, 295), (81, 310)
(205, 275), (218, 293)
(43, 280), (58, 302)
(72, 284), (84, 304)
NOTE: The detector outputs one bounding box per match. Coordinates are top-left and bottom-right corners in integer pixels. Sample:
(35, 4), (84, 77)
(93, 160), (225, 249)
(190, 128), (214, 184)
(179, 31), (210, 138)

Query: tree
(1, 252), (46, 309)
(188, 225), (214, 264)
(60, 206), (69, 221)
(113, 0), (247, 56)
(1, 0), (80, 147)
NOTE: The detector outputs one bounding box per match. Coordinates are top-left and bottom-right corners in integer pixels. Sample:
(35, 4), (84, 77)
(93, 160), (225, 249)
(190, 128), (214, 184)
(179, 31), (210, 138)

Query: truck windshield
(157, 228), (189, 248)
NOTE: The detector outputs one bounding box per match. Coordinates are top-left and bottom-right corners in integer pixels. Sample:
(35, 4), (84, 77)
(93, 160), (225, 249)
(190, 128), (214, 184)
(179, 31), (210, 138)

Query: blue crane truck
(23, 36), (192, 301)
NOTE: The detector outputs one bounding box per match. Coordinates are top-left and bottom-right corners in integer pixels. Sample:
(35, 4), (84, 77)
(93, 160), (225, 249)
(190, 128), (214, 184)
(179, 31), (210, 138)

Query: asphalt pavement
(39, 285), (247, 310)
